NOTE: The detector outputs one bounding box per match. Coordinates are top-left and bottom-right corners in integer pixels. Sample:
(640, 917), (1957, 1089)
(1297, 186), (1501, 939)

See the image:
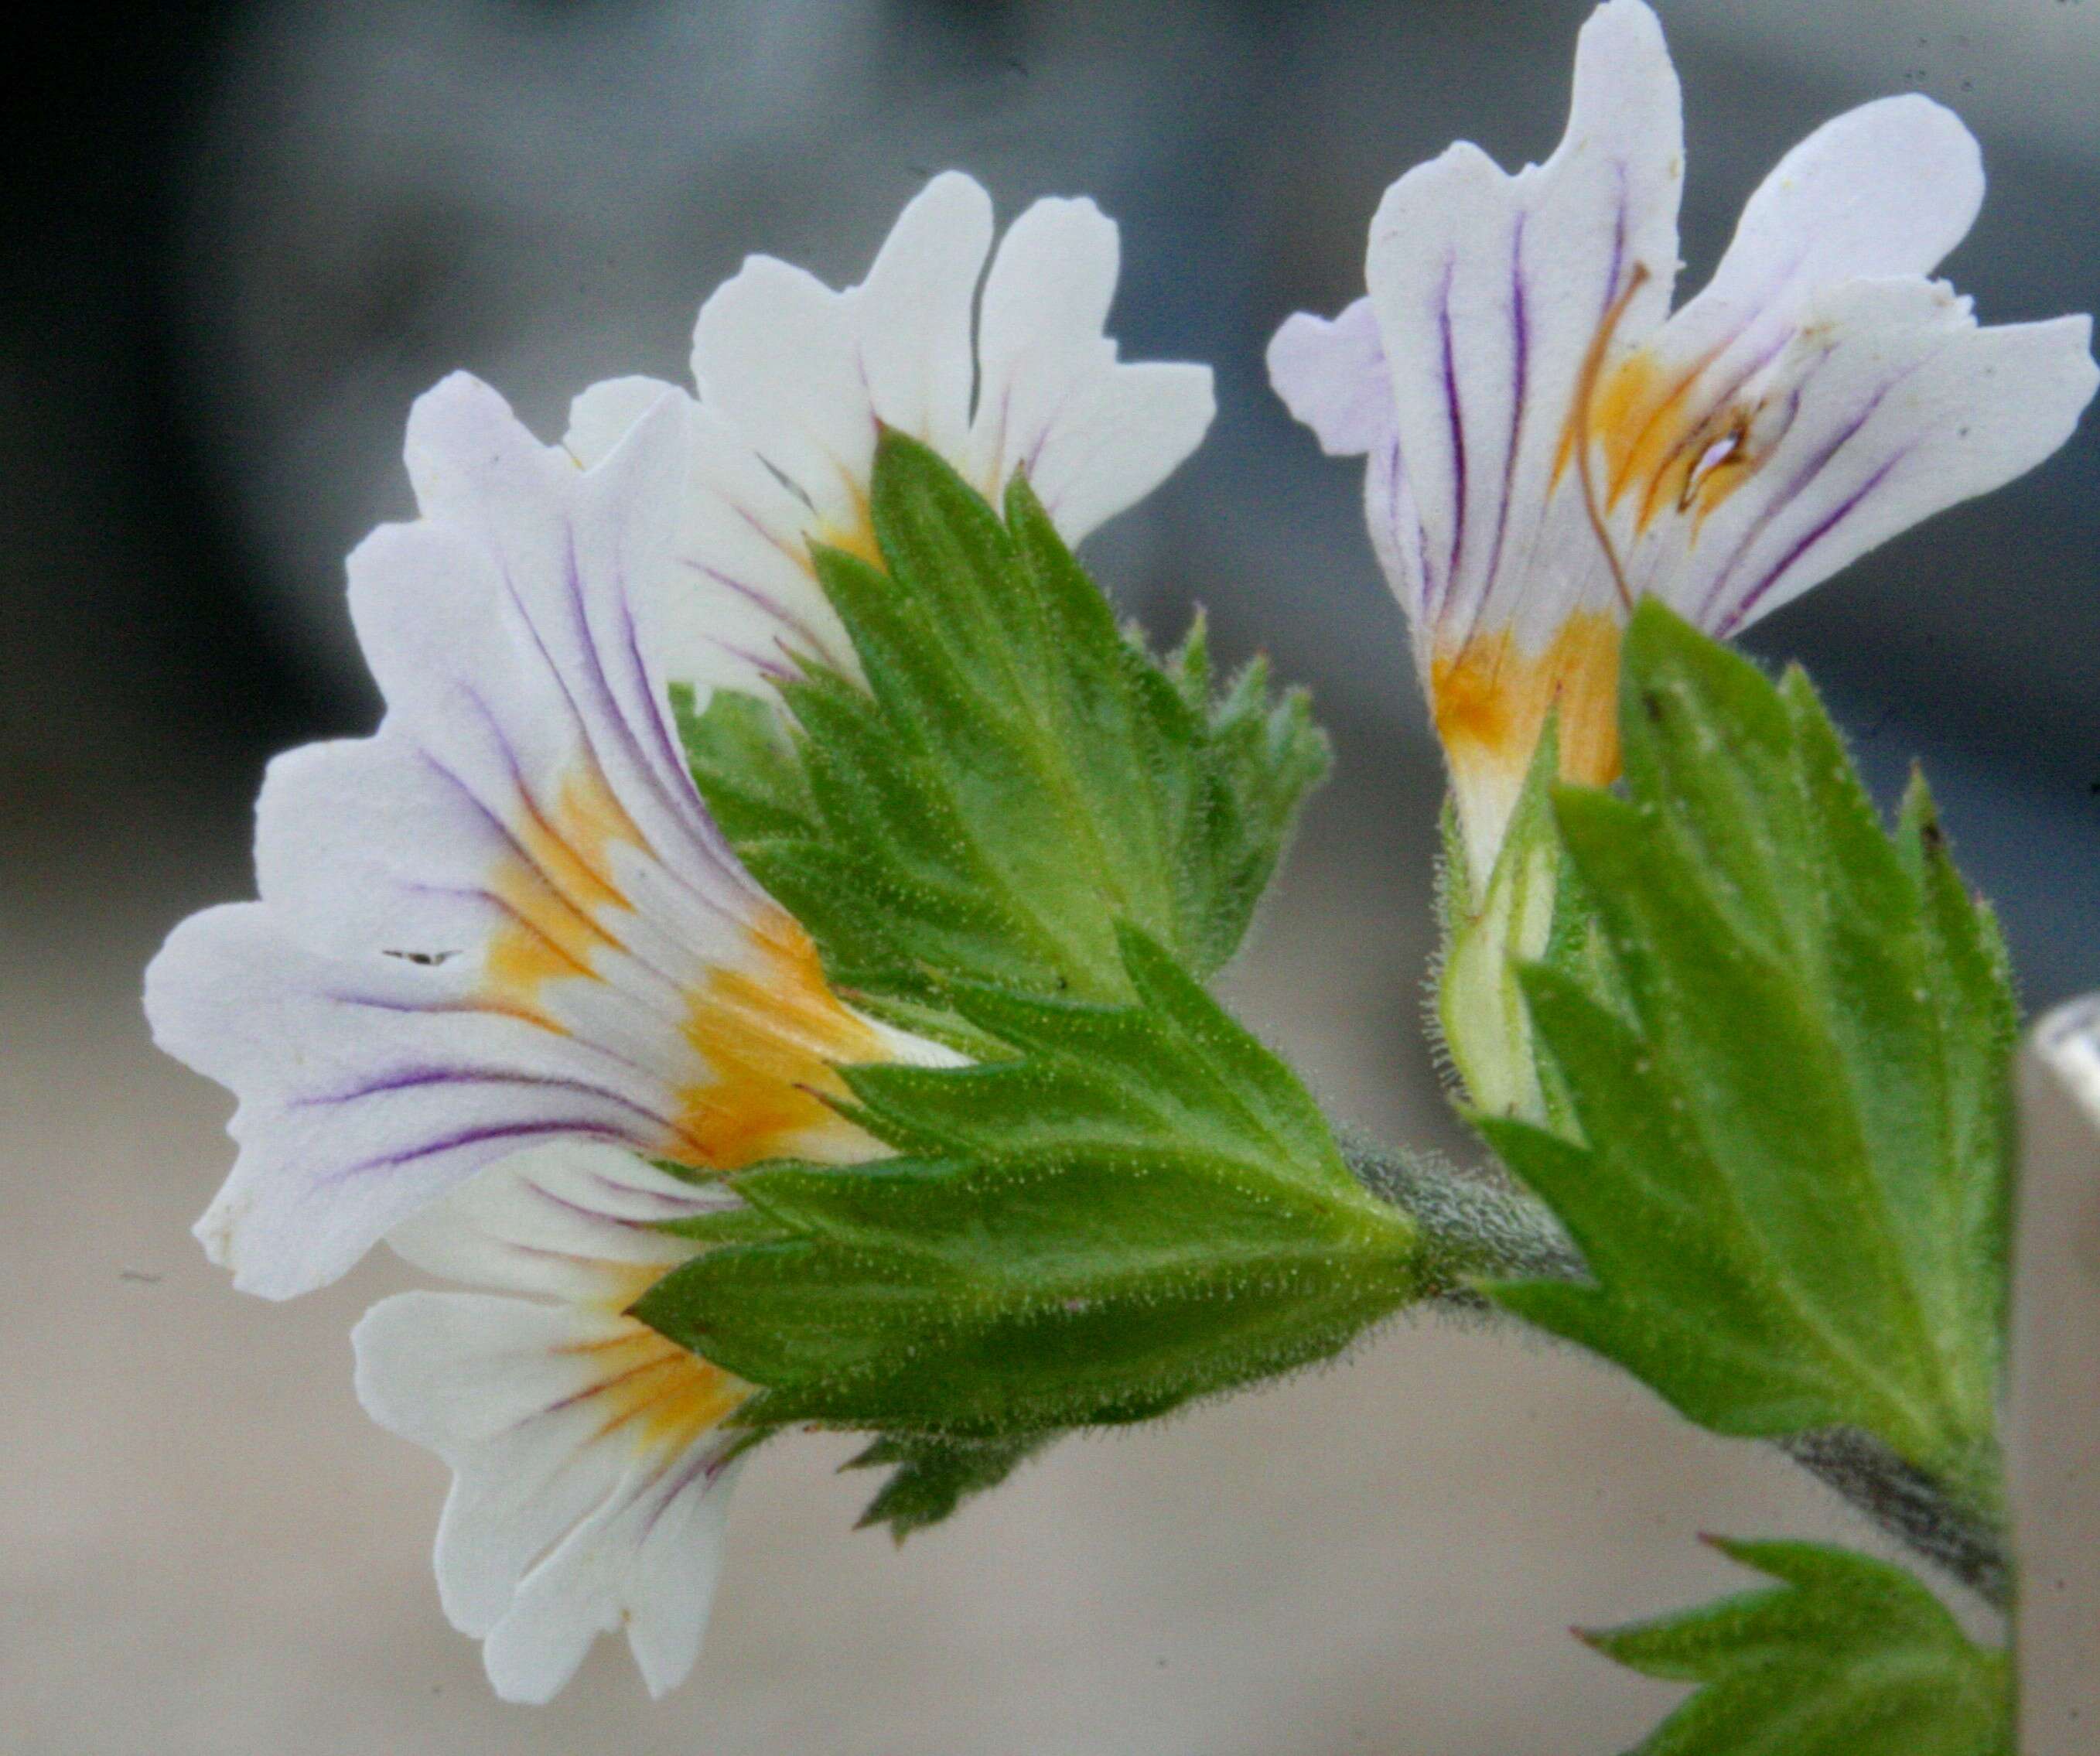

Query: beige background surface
(0, 767), (1975, 1754)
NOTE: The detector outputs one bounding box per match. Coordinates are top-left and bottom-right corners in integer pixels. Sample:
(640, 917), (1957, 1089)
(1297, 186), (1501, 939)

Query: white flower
(562, 167), (1215, 722)
(353, 1143), (751, 1703)
(145, 170), (1210, 1303)
(145, 173), (1212, 1699)
(1269, 0), (2097, 882)
(144, 371), (936, 1301)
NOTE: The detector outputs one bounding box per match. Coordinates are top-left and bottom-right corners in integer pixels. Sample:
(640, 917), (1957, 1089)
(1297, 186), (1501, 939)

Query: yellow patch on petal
(1432, 611), (1623, 883)
(1545, 267), (1763, 603)
(480, 763), (644, 1030)
(477, 761), (885, 1169)
(811, 486), (884, 572)
(1590, 347), (1759, 538)
(671, 906), (886, 1172)
(559, 1314), (748, 1458)
(1432, 611), (1623, 791)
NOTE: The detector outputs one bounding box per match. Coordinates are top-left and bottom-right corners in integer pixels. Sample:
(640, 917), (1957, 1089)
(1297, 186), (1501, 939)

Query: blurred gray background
(4, 2), (2094, 1750)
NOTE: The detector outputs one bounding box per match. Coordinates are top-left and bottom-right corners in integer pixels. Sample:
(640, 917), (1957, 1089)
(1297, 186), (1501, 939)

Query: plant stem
(1344, 1139), (2013, 1611)
(1778, 1428), (2010, 1611)
(1340, 1135), (1583, 1297)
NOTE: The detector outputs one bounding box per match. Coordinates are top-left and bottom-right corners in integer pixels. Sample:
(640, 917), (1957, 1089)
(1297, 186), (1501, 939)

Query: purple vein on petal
(295, 1066), (681, 1140)
(324, 1119), (633, 1185)
(1695, 358), (1925, 629)
(1719, 446), (1913, 637)
(1481, 213), (1531, 601)
(679, 557), (835, 671)
(1437, 251), (1468, 610)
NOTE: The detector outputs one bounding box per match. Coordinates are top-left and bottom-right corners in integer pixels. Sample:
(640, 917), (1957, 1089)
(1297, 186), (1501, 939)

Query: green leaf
(669, 684), (816, 842)
(1484, 603), (2015, 1512)
(843, 1432), (1050, 1541)
(1585, 1539), (2011, 1755)
(677, 432), (1329, 1021)
(633, 927), (1420, 1440)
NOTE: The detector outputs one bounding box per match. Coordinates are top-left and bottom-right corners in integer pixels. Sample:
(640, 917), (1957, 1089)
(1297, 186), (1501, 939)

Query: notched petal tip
(1265, 299), (1388, 459)
(565, 375), (690, 472)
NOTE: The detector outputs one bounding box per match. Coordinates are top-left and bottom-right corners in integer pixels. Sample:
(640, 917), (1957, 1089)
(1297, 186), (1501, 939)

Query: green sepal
(1436, 719), (1605, 1126)
(843, 1432), (1051, 1541)
(650, 1204), (792, 1246)
(1584, 1538), (2011, 1755)
(677, 432), (1330, 1017)
(1437, 723), (1561, 1120)
(670, 684), (816, 842)
(1483, 603), (2014, 1512)
(631, 926), (1420, 1440)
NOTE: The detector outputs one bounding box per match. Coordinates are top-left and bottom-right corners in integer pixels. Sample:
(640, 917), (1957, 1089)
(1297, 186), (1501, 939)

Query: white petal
(563, 375), (687, 470)
(693, 176), (1207, 562)
(155, 371), (954, 1297)
(968, 194), (1214, 539)
(690, 254), (872, 533)
(354, 1150), (747, 1703)
(484, 1449), (745, 1703)
(1639, 283), (2098, 634)
(1568, 97), (1988, 581)
(1266, 297), (1393, 458)
(572, 375), (859, 758)
(853, 170), (991, 466)
(643, 401), (862, 711)
(689, 174), (992, 538)
(392, 374), (737, 883)
(1017, 361), (1214, 545)
(385, 1141), (728, 1303)
(252, 730), (507, 965)
(353, 1280), (744, 1701)
(145, 906), (699, 1300)
(1359, 0), (1682, 650)
(1658, 95), (1982, 388)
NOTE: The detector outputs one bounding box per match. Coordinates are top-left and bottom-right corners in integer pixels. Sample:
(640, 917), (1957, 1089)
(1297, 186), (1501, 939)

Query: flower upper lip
(1268, 0), (2097, 876)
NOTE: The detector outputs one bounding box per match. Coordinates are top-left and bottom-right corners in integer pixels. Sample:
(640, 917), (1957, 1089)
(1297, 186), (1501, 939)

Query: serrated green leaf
(633, 928), (1419, 1440)
(843, 1432), (1053, 1540)
(678, 432), (1330, 1016)
(1484, 603), (2015, 1515)
(670, 683), (816, 842)
(1585, 1539), (2010, 1756)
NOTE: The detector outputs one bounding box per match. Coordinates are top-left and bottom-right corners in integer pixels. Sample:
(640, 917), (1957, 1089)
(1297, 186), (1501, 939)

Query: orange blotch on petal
(1590, 347), (1761, 538)
(1431, 611), (1624, 860)
(558, 1316), (748, 1459)
(812, 487), (884, 572)
(480, 763), (646, 1029)
(672, 907), (886, 1172)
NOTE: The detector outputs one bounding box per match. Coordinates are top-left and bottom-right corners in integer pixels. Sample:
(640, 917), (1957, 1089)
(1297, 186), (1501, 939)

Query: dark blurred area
(8, 0), (2098, 992)
(5, 4), (2097, 1749)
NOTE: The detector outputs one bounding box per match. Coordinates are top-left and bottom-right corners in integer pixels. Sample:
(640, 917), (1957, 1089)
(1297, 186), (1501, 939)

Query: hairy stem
(1340, 1135), (1583, 1297)
(1345, 1139), (2013, 1611)
(1779, 1429), (2011, 1611)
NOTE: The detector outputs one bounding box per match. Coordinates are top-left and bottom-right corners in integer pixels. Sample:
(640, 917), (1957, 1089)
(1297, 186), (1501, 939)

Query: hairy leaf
(843, 1432), (1050, 1541)
(1586, 1539), (2010, 1755)
(633, 928), (1420, 1440)
(1484, 603), (2014, 1510)
(677, 431), (1328, 1025)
